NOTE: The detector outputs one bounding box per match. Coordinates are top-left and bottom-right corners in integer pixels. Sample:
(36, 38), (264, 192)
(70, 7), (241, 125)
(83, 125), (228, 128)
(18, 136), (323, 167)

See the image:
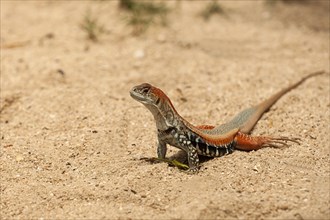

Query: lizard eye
(141, 87), (150, 94)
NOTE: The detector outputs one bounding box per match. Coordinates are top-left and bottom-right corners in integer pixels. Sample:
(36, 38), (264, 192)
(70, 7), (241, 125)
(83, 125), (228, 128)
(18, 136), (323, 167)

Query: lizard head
(130, 83), (179, 129)
(130, 83), (164, 106)
(130, 83), (155, 104)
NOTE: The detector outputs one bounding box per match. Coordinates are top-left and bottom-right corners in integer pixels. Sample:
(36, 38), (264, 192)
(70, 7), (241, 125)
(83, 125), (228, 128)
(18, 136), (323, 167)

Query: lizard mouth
(130, 89), (148, 103)
(130, 83), (154, 104)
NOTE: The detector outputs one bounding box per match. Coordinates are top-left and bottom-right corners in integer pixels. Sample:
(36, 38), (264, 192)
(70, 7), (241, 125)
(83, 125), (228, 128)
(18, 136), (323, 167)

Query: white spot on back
(215, 148), (219, 157)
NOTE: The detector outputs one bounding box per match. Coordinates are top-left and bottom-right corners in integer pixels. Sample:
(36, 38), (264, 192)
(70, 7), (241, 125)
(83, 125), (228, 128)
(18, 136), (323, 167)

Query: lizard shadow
(140, 150), (213, 170)
(168, 150), (214, 169)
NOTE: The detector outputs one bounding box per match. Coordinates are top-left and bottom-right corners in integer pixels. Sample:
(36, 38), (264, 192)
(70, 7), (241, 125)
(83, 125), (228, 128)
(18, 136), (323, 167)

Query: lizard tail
(258, 70), (325, 112)
(239, 70), (326, 134)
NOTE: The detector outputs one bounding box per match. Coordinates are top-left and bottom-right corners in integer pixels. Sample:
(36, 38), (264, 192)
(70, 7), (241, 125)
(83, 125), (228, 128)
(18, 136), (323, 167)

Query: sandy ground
(1, 1), (329, 219)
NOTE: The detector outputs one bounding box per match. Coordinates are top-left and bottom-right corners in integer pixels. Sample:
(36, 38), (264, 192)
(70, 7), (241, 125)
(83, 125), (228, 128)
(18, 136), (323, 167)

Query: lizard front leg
(155, 139), (190, 170)
(157, 140), (167, 159)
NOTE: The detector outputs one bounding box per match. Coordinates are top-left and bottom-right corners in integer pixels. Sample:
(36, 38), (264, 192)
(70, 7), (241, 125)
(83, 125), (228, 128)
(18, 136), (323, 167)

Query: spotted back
(188, 132), (236, 157)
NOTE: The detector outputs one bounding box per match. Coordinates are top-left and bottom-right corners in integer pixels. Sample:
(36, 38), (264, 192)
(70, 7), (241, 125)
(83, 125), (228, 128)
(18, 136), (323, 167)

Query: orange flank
(196, 125), (215, 130)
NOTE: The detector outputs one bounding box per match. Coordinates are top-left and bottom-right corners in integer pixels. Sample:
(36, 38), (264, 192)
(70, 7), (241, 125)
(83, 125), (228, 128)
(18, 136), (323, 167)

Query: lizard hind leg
(235, 132), (300, 151)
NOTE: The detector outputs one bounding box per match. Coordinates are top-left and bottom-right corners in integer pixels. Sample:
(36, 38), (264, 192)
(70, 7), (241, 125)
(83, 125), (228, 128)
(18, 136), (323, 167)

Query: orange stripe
(192, 127), (239, 146)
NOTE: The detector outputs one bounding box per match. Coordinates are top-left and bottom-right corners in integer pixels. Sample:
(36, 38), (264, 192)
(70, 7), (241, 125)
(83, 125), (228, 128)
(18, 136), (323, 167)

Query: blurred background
(1, 1), (329, 219)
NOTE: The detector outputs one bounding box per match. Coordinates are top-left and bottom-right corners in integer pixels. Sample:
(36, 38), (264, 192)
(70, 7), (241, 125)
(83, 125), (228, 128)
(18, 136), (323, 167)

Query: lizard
(129, 71), (325, 173)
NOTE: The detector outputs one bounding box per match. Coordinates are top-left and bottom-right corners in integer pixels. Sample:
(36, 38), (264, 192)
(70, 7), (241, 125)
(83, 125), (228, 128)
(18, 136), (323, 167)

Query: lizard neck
(145, 90), (184, 132)
(144, 86), (240, 148)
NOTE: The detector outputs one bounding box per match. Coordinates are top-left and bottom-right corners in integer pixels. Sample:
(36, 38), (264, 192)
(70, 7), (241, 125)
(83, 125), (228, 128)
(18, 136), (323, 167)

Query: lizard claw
(262, 137), (301, 148)
(139, 157), (162, 163)
(236, 132), (300, 150)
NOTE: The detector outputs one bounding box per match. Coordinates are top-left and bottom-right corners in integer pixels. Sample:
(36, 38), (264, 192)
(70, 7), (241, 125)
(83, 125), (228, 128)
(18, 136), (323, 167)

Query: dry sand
(1, 1), (329, 219)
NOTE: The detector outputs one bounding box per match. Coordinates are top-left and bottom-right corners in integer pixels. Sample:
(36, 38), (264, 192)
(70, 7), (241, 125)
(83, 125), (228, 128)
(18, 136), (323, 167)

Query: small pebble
(16, 154), (24, 162)
(134, 49), (145, 59)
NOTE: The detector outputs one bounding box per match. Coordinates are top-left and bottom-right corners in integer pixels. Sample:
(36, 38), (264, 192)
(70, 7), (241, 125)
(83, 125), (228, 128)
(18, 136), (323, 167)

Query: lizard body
(130, 71), (325, 172)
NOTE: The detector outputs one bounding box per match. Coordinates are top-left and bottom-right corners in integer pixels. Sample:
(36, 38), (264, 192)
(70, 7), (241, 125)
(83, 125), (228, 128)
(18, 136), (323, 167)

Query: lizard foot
(236, 132), (301, 151)
(262, 137), (301, 148)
